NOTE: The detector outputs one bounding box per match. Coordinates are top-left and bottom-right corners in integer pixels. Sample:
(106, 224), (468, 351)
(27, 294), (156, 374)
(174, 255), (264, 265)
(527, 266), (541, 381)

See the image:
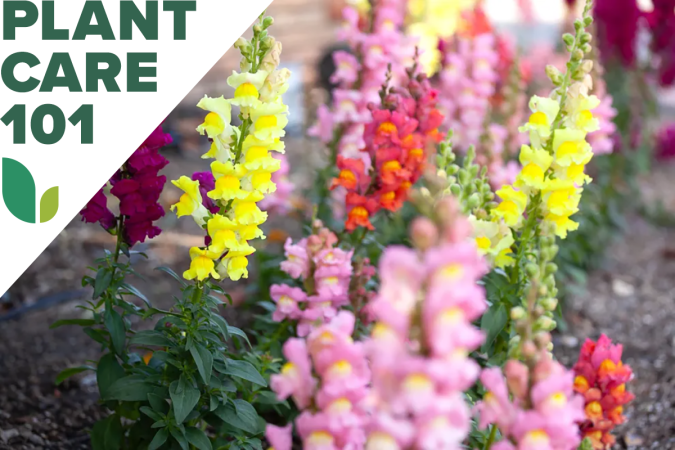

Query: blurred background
(2, 0), (675, 448)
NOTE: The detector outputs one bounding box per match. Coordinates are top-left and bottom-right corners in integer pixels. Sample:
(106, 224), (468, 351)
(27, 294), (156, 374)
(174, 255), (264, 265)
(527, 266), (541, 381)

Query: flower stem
(485, 424), (498, 450)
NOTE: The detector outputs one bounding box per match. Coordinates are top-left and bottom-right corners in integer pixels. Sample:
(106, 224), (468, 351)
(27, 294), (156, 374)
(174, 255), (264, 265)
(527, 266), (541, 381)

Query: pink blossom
(270, 338), (316, 409)
(331, 51), (360, 86)
(309, 104), (335, 144)
(270, 284), (306, 321)
(333, 90), (371, 124)
(265, 424), (292, 450)
(280, 237), (310, 279)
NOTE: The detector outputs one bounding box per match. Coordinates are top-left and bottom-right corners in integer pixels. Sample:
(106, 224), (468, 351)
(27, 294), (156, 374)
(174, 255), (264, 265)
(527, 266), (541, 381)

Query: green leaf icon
(2, 158), (36, 224)
(40, 186), (59, 223)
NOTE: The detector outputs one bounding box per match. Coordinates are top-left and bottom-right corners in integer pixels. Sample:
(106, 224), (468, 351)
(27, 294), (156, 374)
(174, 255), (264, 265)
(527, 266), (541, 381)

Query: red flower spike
(573, 334), (634, 449)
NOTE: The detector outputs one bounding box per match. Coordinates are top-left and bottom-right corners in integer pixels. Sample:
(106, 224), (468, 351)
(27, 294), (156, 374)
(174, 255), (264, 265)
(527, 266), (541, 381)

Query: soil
(2, 153), (675, 448)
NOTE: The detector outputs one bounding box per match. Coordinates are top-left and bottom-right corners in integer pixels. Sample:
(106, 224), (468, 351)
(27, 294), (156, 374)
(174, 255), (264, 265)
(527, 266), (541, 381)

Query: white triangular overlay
(0, 0), (272, 295)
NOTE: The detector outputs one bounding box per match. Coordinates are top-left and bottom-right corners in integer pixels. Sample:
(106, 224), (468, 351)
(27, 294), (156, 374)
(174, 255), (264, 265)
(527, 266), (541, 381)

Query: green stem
(485, 425), (498, 450)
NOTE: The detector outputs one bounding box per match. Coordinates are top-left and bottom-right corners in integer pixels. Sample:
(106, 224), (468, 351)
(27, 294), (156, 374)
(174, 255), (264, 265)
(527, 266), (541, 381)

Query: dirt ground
(2, 157), (675, 449)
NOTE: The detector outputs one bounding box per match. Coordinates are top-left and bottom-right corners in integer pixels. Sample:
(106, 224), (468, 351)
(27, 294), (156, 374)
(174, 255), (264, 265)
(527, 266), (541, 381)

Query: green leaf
(155, 266), (187, 286)
(91, 414), (123, 450)
(227, 326), (252, 347)
(94, 269), (113, 299)
(170, 427), (189, 450)
(130, 330), (172, 347)
(169, 376), (200, 424)
(139, 406), (163, 422)
(2, 158), (36, 223)
(147, 428), (169, 450)
(55, 365), (94, 385)
(221, 359), (267, 387)
(104, 376), (165, 402)
(104, 307), (126, 355)
(121, 283), (151, 308)
(96, 353), (125, 399)
(213, 399), (260, 434)
(84, 327), (108, 345)
(481, 303), (508, 354)
(50, 318), (95, 329)
(39, 186), (59, 223)
(189, 344), (213, 385)
(209, 314), (230, 340)
(185, 427), (212, 450)
(147, 393), (169, 415)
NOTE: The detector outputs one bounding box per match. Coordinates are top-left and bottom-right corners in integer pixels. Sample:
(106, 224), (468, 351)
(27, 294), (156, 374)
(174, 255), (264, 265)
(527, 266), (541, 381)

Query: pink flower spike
(280, 237), (310, 279)
(270, 338), (316, 409)
(270, 284), (306, 322)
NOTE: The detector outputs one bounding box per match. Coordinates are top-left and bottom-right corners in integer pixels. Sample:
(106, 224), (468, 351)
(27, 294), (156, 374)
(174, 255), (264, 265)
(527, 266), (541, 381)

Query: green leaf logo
(2, 158), (59, 224)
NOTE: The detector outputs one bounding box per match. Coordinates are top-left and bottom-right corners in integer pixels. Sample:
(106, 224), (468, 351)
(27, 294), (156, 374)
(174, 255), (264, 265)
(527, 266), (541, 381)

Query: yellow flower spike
(243, 134), (285, 154)
(515, 145), (554, 192)
(250, 102), (289, 141)
(493, 186), (528, 228)
(170, 176), (209, 226)
(196, 96), (232, 138)
(184, 247), (221, 281)
(208, 162), (249, 201)
(544, 213), (579, 239)
(564, 82), (601, 133)
(518, 96), (560, 148)
(542, 179), (581, 218)
(552, 129), (593, 168)
(233, 191), (267, 226)
(227, 70), (269, 108)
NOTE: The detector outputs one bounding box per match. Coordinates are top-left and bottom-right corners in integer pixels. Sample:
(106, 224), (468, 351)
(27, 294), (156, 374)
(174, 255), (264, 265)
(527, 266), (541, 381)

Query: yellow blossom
(544, 213), (579, 239)
(196, 96), (232, 138)
(184, 247), (221, 281)
(259, 68), (291, 103)
(469, 217), (515, 268)
(170, 176), (209, 226)
(206, 214), (247, 254)
(542, 179), (581, 218)
(227, 70), (269, 108)
(493, 185), (528, 228)
(208, 162), (249, 201)
(564, 82), (601, 133)
(251, 102), (289, 141)
(216, 243), (256, 281)
(552, 129), (593, 168)
(515, 145), (554, 192)
(518, 96), (560, 148)
(232, 191), (267, 225)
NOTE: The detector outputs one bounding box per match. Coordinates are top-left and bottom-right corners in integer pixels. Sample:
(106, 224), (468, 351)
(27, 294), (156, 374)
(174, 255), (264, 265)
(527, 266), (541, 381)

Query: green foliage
(54, 227), (266, 449)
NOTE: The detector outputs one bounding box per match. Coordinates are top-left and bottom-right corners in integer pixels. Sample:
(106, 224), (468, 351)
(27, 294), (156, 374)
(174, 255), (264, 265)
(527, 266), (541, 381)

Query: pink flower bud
(410, 217), (439, 250)
(505, 360), (529, 401)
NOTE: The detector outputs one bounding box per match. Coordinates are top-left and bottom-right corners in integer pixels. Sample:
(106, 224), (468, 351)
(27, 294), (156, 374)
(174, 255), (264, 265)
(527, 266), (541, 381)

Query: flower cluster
(593, 0), (640, 67)
(309, 0), (411, 158)
(269, 311), (371, 449)
(492, 14), (600, 240)
(170, 17), (290, 282)
(271, 224), (354, 336)
(439, 32), (499, 151)
(364, 196), (487, 448)
(645, 0), (675, 86)
(81, 125), (171, 246)
(477, 353), (586, 450)
(331, 73), (444, 231)
(573, 335), (634, 449)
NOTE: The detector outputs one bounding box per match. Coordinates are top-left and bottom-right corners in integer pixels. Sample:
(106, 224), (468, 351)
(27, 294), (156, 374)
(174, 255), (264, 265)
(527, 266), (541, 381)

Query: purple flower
(81, 189), (116, 230)
(191, 171), (220, 214)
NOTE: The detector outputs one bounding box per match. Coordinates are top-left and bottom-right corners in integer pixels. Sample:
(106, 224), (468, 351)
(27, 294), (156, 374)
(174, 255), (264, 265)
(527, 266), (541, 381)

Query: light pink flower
(280, 237), (310, 279)
(333, 90), (371, 124)
(270, 338), (316, 409)
(331, 51), (360, 86)
(309, 104), (335, 144)
(265, 424), (292, 450)
(270, 284), (306, 322)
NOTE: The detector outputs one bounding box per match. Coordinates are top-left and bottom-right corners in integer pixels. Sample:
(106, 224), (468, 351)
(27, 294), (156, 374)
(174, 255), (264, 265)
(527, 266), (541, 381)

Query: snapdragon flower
(573, 335), (634, 449)
(365, 196), (486, 449)
(81, 124), (171, 246)
(170, 16), (289, 283)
